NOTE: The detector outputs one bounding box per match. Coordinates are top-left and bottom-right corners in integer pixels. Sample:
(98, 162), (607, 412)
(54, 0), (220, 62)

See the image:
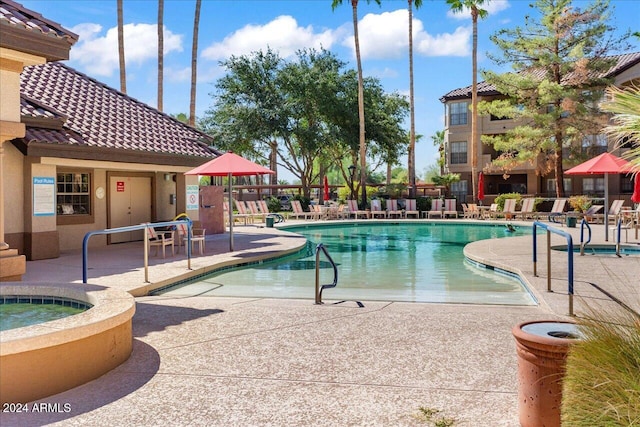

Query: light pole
(348, 165), (356, 200)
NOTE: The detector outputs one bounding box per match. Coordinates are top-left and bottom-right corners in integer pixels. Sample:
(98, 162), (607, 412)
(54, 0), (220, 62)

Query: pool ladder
(315, 243), (338, 304)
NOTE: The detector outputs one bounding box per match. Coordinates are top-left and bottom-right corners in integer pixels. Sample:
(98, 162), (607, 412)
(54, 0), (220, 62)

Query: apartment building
(440, 52), (640, 204)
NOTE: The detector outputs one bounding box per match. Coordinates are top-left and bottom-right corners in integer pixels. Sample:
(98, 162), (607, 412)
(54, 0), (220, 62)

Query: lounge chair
(546, 199), (567, 223)
(462, 203), (480, 219)
(591, 199), (625, 224)
(581, 204), (604, 223)
(428, 199), (443, 218)
(176, 222), (206, 255)
(516, 198), (536, 220)
(502, 199), (518, 220)
(289, 200), (315, 220)
(404, 199), (419, 218)
(246, 200), (267, 223)
(387, 199), (403, 218)
(232, 200), (255, 225)
(145, 224), (175, 258)
(347, 200), (369, 219)
(370, 199), (387, 218)
(484, 203), (499, 219)
(444, 199), (458, 218)
(258, 200), (286, 223)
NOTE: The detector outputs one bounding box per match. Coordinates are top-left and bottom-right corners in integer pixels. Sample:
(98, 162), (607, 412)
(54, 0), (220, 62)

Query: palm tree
(117, 0), (126, 93)
(446, 0), (488, 203)
(602, 85), (640, 173)
(189, 0), (202, 127)
(407, 0), (423, 198)
(157, 0), (164, 111)
(332, 0), (381, 208)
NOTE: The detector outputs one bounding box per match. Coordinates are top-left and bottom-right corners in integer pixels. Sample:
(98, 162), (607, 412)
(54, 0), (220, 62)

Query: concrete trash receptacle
(512, 320), (580, 427)
(266, 216), (274, 228)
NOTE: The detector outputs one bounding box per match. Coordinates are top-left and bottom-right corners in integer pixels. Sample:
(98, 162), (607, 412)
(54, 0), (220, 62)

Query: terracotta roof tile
(440, 52), (640, 102)
(0, 0), (78, 42)
(19, 62), (220, 160)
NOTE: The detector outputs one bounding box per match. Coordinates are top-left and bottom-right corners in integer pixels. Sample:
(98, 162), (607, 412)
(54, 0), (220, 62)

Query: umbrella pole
(228, 173), (234, 251)
(604, 174), (609, 242)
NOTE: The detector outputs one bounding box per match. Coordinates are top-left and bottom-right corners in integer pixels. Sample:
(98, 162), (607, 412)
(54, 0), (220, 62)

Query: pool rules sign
(186, 185), (199, 210)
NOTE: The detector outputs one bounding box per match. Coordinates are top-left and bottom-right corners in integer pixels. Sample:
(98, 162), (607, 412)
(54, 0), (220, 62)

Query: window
(581, 134), (608, 156)
(547, 178), (572, 195)
(451, 180), (468, 202)
(57, 172), (91, 216)
(450, 141), (467, 164)
(449, 102), (468, 126)
(582, 177), (604, 194)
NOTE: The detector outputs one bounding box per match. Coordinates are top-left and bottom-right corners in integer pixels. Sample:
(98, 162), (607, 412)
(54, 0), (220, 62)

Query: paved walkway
(3, 219), (639, 426)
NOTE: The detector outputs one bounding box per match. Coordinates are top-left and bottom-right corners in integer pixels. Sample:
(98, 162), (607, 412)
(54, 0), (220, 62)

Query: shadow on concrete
(132, 301), (224, 338)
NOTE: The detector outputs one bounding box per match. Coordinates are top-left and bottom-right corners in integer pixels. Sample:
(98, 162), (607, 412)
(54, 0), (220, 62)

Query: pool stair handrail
(83, 219), (194, 284)
(579, 218), (592, 256)
(614, 217), (623, 257)
(532, 221), (575, 316)
(314, 243), (338, 305)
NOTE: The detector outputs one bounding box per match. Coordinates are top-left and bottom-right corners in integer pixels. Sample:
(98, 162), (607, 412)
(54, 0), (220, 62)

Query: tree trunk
(157, 0), (163, 111)
(471, 7), (479, 203)
(189, 0), (202, 127)
(117, 0), (126, 93)
(351, 0), (367, 209)
(408, 0), (416, 198)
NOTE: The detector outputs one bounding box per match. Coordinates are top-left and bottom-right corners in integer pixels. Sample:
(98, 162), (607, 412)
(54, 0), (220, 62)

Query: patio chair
(289, 200), (315, 220)
(502, 199), (518, 220)
(311, 204), (326, 220)
(516, 198), (536, 220)
(258, 200), (286, 223)
(428, 199), (443, 218)
(232, 200), (254, 225)
(246, 200), (267, 223)
(484, 203), (499, 220)
(581, 204), (604, 223)
(462, 203), (480, 219)
(404, 199), (419, 218)
(444, 199), (458, 218)
(545, 199), (568, 223)
(146, 224), (175, 258)
(387, 199), (404, 218)
(176, 222), (206, 255)
(591, 199), (625, 224)
(335, 204), (350, 219)
(346, 200), (369, 219)
(370, 199), (387, 218)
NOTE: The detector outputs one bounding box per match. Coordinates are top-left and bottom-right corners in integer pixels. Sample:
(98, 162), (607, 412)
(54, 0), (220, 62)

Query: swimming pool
(157, 222), (537, 305)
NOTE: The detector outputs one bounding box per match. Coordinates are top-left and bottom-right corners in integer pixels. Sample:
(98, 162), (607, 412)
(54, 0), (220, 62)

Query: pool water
(158, 223), (537, 305)
(0, 302), (87, 332)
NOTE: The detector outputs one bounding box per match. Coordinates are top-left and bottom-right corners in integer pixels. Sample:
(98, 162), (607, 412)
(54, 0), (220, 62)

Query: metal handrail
(532, 221), (575, 316)
(614, 217), (623, 257)
(579, 218), (591, 256)
(314, 243), (338, 305)
(82, 219), (193, 284)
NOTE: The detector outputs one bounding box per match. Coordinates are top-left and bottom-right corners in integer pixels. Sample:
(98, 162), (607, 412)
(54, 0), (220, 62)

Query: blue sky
(22, 0), (640, 181)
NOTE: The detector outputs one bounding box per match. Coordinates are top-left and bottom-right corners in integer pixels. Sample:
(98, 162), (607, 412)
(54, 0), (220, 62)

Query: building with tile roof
(1, 1), (220, 268)
(439, 52), (640, 205)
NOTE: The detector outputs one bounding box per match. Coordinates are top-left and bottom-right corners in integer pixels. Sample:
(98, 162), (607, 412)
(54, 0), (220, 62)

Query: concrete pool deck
(3, 219), (639, 426)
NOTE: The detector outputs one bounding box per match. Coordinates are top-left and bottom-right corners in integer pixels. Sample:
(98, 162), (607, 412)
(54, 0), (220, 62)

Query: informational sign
(116, 181), (125, 192)
(186, 185), (199, 210)
(33, 177), (55, 216)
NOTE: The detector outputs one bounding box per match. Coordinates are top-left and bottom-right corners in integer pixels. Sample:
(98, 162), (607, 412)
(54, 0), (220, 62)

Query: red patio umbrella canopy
(477, 172), (485, 201)
(323, 176), (330, 201)
(184, 152), (275, 252)
(564, 152), (632, 175)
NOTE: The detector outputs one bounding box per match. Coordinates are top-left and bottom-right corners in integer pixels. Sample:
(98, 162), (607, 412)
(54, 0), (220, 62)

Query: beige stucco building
(440, 52), (640, 205)
(0, 1), (219, 280)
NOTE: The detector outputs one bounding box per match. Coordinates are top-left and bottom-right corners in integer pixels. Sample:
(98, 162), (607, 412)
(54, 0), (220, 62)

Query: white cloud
(201, 15), (338, 61)
(447, 0), (511, 20)
(69, 23), (183, 76)
(342, 10), (470, 59)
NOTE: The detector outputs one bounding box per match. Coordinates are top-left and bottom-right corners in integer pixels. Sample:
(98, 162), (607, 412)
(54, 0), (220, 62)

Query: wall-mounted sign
(33, 177), (55, 216)
(116, 181), (125, 192)
(186, 185), (199, 210)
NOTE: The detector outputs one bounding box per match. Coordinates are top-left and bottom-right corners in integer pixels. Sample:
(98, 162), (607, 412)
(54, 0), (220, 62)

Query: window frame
(449, 101), (468, 126)
(450, 141), (468, 165)
(56, 169), (95, 226)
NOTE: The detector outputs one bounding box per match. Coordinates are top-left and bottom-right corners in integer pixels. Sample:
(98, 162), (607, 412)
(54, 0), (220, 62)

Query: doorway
(109, 176), (152, 243)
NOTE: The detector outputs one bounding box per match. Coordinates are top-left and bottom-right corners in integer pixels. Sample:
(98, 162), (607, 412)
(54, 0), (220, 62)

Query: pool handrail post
(315, 245), (321, 304)
(315, 243), (338, 305)
(82, 220), (192, 285)
(579, 218), (591, 256)
(615, 217), (622, 257)
(532, 221), (575, 316)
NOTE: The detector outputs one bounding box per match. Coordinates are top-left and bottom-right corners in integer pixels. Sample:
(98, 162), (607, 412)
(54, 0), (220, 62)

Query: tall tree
(407, 0), (423, 199)
(479, 0), (628, 197)
(157, 0), (163, 111)
(602, 85), (640, 173)
(117, 0), (126, 93)
(189, 0), (202, 127)
(446, 0), (488, 203)
(332, 0), (381, 208)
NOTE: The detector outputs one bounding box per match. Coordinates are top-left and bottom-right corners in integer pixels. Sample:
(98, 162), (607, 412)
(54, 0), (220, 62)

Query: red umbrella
(185, 152), (275, 251)
(323, 176), (330, 201)
(477, 172), (485, 203)
(565, 152), (632, 240)
(632, 175), (640, 204)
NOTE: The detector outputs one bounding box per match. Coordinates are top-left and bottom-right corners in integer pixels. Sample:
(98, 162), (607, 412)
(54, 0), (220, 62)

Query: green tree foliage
(201, 47), (408, 199)
(478, 0), (629, 197)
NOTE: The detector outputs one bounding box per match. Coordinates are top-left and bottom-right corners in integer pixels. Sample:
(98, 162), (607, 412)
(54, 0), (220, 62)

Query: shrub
(562, 308), (640, 426)
(265, 196), (281, 213)
(494, 193), (522, 210)
(416, 196), (431, 212)
(568, 195), (592, 213)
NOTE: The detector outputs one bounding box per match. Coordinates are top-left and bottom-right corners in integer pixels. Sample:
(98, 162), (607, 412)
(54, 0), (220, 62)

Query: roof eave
(0, 24), (75, 61)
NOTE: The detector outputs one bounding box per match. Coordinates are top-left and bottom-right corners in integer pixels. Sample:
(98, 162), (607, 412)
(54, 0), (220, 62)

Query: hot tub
(0, 282), (135, 404)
